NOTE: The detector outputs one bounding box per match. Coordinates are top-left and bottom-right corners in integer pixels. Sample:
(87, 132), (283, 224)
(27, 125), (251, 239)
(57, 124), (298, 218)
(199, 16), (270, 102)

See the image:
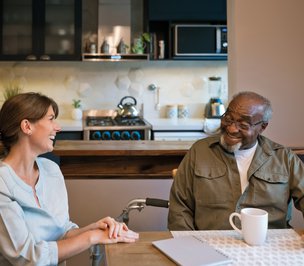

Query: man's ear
(20, 119), (32, 135)
(259, 122), (268, 133)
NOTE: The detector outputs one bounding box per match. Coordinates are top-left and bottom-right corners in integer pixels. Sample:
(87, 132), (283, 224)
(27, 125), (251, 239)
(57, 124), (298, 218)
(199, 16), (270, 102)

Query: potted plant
(71, 99), (82, 120)
(131, 33), (151, 54)
(2, 83), (23, 101)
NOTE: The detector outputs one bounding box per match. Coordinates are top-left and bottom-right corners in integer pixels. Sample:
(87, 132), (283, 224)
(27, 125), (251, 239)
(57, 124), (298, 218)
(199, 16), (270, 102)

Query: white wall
(228, 0), (304, 230)
(0, 61), (227, 120)
(228, 0), (304, 146)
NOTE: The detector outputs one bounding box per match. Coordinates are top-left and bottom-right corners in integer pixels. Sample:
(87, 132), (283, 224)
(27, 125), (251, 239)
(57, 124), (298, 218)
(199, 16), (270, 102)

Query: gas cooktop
(86, 116), (147, 127)
(82, 110), (152, 140)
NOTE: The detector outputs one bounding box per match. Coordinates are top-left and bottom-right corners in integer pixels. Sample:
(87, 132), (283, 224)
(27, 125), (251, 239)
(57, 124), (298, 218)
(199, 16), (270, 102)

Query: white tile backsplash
(0, 61), (227, 119)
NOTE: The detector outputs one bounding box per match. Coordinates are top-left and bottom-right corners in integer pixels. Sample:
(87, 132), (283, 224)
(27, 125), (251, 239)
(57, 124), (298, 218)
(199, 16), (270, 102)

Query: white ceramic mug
(229, 208), (268, 246)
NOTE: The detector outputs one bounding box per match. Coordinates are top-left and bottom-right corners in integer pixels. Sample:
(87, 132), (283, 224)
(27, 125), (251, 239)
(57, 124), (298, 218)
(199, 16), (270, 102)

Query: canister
(178, 105), (189, 119)
(166, 104), (177, 119)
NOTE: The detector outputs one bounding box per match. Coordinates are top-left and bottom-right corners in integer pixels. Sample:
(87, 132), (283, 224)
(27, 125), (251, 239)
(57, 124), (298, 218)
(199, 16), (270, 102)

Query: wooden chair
(172, 168), (178, 178)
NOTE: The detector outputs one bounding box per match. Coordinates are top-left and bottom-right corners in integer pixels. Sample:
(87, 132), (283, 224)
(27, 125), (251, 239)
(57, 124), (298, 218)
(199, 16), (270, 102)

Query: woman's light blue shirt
(0, 158), (78, 266)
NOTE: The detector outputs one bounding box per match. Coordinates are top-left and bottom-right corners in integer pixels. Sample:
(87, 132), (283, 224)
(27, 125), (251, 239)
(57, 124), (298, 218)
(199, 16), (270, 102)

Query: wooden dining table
(104, 231), (174, 265)
(103, 229), (304, 266)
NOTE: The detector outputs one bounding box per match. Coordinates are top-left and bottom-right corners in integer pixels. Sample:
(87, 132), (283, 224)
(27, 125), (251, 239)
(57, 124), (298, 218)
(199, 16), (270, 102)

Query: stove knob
(131, 131), (141, 140)
(121, 131), (130, 140)
(112, 131), (121, 140)
(91, 131), (102, 140)
(102, 131), (111, 140)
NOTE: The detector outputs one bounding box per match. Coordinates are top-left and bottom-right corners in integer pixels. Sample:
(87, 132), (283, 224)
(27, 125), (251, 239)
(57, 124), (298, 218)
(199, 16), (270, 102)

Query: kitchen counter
(147, 118), (204, 131)
(54, 140), (193, 156)
(56, 118), (217, 131)
(53, 140), (193, 179)
(53, 140), (304, 180)
(56, 118), (205, 132)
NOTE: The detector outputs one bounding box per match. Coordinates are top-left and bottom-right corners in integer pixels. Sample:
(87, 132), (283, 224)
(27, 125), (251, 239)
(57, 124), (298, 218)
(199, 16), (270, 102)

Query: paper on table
(152, 235), (232, 266)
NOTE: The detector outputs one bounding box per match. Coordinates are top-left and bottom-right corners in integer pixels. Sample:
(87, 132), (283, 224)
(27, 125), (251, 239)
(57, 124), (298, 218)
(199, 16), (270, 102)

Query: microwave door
(173, 24), (227, 58)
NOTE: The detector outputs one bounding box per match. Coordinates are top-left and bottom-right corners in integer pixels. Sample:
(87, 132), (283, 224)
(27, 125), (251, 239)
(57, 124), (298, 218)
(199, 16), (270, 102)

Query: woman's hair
(0, 92), (59, 156)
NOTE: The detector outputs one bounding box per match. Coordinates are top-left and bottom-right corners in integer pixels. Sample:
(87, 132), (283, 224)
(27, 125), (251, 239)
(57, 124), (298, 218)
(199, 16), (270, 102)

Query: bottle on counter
(100, 39), (110, 54)
(88, 42), (97, 54)
(158, 40), (165, 59)
(117, 38), (127, 54)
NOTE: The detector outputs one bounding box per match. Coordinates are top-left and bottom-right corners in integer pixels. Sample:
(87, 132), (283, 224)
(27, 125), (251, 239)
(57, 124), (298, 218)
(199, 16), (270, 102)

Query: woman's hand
(90, 227), (139, 245)
(93, 216), (139, 240)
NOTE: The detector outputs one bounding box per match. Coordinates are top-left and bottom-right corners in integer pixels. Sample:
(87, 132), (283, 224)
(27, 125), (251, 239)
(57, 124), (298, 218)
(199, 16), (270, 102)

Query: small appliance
(205, 97), (225, 118)
(172, 24), (227, 59)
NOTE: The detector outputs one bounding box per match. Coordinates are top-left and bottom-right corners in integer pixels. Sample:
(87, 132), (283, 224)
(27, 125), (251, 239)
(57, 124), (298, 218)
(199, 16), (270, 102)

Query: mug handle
(229, 212), (242, 234)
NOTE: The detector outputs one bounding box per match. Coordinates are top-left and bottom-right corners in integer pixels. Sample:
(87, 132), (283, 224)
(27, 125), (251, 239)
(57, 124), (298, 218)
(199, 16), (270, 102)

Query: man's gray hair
(232, 91), (273, 122)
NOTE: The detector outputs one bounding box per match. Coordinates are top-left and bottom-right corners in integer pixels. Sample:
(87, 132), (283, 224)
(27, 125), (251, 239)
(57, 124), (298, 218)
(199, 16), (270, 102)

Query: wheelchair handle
(145, 198), (169, 208)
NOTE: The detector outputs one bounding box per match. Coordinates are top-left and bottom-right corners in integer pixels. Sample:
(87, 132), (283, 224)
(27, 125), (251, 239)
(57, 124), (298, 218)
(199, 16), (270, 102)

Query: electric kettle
(205, 98), (225, 118)
(117, 96), (139, 118)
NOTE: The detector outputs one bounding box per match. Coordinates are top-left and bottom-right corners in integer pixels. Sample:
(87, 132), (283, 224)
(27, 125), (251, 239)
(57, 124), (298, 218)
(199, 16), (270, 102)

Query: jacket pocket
(194, 166), (231, 204)
(252, 170), (289, 206)
(195, 166), (226, 180)
(254, 170), (289, 183)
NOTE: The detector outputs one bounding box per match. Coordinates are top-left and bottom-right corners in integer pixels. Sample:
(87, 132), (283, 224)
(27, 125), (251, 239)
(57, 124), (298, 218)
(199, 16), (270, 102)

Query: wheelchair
(90, 197), (170, 266)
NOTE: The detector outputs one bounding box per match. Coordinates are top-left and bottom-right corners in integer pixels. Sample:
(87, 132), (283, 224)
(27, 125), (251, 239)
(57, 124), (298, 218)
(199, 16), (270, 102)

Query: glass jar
(208, 76), (222, 98)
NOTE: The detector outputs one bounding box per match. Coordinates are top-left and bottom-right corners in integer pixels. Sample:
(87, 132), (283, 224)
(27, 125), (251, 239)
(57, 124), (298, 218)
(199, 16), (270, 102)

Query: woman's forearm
(57, 230), (94, 262)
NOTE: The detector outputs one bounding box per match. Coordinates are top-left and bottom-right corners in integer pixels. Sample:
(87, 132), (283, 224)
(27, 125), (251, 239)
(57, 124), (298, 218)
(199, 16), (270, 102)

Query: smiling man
(168, 91), (304, 230)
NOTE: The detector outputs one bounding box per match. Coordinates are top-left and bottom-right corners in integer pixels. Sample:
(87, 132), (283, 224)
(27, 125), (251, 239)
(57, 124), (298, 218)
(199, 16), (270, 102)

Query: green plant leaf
(72, 99), (81, 108)
(3, 83), (22, 100)
(142, 32), (151, 43)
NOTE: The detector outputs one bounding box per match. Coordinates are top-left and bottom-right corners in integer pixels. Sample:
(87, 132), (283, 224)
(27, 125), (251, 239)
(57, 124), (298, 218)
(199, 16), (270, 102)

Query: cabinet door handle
(40, 55), (51, 60)
(26, 55), (37, 61)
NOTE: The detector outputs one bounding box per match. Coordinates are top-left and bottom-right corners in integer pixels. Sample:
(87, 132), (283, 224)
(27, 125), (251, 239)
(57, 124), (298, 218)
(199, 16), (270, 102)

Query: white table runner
(171, 229), (303, 265)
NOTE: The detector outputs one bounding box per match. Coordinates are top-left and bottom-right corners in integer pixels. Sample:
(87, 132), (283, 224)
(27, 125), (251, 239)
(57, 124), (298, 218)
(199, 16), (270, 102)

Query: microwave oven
(173, 24), (228, 59)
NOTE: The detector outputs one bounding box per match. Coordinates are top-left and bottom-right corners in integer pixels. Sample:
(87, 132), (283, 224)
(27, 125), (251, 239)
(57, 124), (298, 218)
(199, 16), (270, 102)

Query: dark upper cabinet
(145, 0), (227, 61)
(147, 0), (227, 22)
(0, 0), (82, 61)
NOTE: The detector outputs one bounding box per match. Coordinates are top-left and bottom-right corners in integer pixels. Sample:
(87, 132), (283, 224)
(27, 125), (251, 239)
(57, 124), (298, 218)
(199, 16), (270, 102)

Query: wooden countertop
(54, 140), (304, 156)
(53, 140), (194, 156)
(52, 140), (304, 179)
(53, 140), (193, 179)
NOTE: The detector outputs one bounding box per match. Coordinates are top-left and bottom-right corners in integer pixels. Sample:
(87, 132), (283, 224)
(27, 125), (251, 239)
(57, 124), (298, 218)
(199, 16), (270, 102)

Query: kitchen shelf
(82, 53), (149, 62)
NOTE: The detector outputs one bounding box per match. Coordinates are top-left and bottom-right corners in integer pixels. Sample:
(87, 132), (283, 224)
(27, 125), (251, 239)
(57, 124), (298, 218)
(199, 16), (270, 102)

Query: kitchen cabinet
(145, 0), (227, 60)
(83, 0), (148, 62)
(0, 0), (82, 61)
(147, 0), (227, 21)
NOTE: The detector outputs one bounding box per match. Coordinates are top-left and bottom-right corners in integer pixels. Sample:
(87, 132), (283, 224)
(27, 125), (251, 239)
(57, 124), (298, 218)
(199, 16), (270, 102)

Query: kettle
(117, 96), (139, 117)
(205, 97), (225, 118)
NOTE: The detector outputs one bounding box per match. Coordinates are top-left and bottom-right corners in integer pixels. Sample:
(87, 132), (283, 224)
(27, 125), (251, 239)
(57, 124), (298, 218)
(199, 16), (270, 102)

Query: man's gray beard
(220, 134), (242, 153)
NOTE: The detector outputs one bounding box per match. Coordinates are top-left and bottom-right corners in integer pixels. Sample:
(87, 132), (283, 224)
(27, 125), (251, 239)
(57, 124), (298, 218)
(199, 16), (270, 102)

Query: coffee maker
(205, 76), (225, 118)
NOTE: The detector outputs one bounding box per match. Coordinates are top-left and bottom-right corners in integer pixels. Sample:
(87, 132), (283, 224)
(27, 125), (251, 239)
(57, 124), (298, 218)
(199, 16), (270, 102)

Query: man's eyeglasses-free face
(221, 112), (264, 131)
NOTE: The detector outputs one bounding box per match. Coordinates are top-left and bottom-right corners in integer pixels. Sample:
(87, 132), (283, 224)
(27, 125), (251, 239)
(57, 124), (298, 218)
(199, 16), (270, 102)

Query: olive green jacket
(168, 134), (304, 230)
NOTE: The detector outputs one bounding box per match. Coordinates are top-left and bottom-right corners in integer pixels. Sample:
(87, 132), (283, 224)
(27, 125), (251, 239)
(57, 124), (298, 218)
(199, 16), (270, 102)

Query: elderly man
(168, 91), (304, 230)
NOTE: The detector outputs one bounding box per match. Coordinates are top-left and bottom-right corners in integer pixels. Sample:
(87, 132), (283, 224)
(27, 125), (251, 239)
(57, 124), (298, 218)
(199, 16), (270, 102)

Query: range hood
(83, 0), (147, 61)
